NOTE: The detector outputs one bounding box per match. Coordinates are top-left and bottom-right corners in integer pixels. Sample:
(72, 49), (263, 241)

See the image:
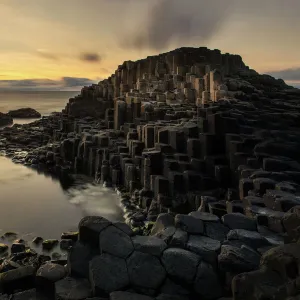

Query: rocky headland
(1, 46), (300, 299)
(7, 108), (41, 119)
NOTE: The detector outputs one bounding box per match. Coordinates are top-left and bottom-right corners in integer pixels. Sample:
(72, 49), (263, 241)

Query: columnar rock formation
(0, 46), (300, 299)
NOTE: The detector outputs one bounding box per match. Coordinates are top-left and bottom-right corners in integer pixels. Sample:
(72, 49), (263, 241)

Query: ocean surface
(0, 91), (123, 240)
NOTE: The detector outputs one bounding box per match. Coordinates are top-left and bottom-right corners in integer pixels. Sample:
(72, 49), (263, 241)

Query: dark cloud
(267, 68), (300, 81)
(122, 0), (234, 51)
(0, 77), (98, 91)
(80, 52), (102, 62)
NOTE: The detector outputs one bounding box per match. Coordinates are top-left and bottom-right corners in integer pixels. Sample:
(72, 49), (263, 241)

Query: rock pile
(0, 46), (300, 298)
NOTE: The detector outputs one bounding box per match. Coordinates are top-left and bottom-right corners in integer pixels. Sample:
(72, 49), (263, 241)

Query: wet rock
(61, 232), (78, 242)
(187, 235), (221, 266)
(131, 236), (167, 256)
(55, 277), (91, 300)
(11, 243), (25, 254)
(89, 254), (129, 294)
(175, 214), (204, 234)
(79, 216), (111, 248)
(0, 265), (35, 294)
(127, 251), (166, 290)
(194, 261), (223, 299)
(42, 239), (59, 251)
(32, 237), (43, 245)
(227, 229), (270, 250)
(0, 244), (8, 255)
(8, 108), (41, 119)
(222, 213), (257, 231)
(110, 291), (154, 300)
(162, 248), (200, 284)
(169, 229), (188, 248)
(60, 239), (73, 251)
(99, 225), (133, 259)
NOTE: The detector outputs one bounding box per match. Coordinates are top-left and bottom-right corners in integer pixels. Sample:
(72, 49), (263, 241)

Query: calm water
(0, 91), (123, 240)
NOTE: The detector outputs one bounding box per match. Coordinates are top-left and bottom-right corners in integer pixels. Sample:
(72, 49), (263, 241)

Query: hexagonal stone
(131, 236), (167, 256)
(175, 215), (204, 234)
(79, 216), (111, 247)
(187, 235), (221, 267)
(127, 251), (166, 289)
(188, 211), (220, 222)
(222, 213), (257, 231)
(99, 226), (133, 258)
(67, 241), (96, 278)
(227, 229), (270, 250)
(205, 222), (229, 242)
(113, 222), (134, 236)
(169, 229), (188, 248)
(110, 291), (154, 300)
(193, 261), (223, 299)
(89, 254), (129, 294)
(55, 277), (91, 300)
(162, 248), (200, 284)
(160, 278), (190, 296)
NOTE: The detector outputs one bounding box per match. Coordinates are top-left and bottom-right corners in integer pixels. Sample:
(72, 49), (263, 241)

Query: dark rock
(61, 232), (78, 242)
(188, 211), (220, 222)
(156, 295), (189, 300)
(175, 214), (204, 234)
(79, 216), (111, 248)
(169, 229), (188, 248)
(55, 277), (91, 300)
(0, 244), (8, 255)
(42, 239), (59, 251)
(127, 251), (166, 290)
(113, 222), (134, 236)
(0, 113), (13, 127)
(160, 278), (190, 296)
(131, 236), (167, 256)
(194, 261), (223, 299)
(60, 239), (73, 251)
(67, 241), (95, 278)
(8, 108), (41, 119)
(150, 213), (175, 236)
(162, 248), (200, 284)
(227, 229), (270, 249)
(205, 221), (229, 242)
(0, 266), (35, 294)
(11, 243), (26, 254)
(99, 225), (133, 259)
(187, 235), (220, 267)
(89, 254), (129, 294)
(222, 213), (257, 231)
(110, 292), (154, 300)
(32, 237), (43, 245)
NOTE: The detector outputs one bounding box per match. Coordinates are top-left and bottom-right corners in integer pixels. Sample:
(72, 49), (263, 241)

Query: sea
(0, 91), (123, 241)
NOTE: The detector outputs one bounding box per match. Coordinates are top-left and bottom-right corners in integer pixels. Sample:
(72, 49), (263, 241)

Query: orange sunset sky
(0, 0), (299, 90)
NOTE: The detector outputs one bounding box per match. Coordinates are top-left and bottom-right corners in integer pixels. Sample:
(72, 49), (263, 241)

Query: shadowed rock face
(0, 112), (13, 127)
(8, 108), (41, 119)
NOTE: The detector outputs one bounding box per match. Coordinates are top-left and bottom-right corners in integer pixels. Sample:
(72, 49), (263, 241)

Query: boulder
(127, 251), (166, 290)
(175, 214), (204, 234)
(67, 241), (96, 278)
(0, 113), (13, 127)
(227, 229), (269, 249)
(8, 108), (41, 118)
(110, 291), (154, 300)
(61, 232), (79, 242)
(0, 266), (36, 294)
(131, 236), (167, 256)
(218, 245), (260, 273)
(42, 239), (59, 251)
(188, 211), (220, 222)
(89, 254), (129, 294)
(11, 243), (25, 254)
(156, 295), (190, 300)
(222, 213), (257, 231)
(79, 216), (111, 248)
(169, 229), (188, 248)
(162, 248), (200, 284)
(150, 213), (175, 236)
(187, 235), (220, 266)
(113, 222), (134, 236)
(10, 289), (40, 300)
(205, 222), (229, 242)
(55, 277), (91, 300)
(160, 278), (190, 296)
(194, 261), (223, 299)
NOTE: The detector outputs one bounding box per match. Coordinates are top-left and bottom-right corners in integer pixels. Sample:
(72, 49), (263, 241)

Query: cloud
(79, 52), (102, 62)
(267, 68), (300, 81)
(0, 77), (99, 91)
(121, 0), (234, 51)
(36, 49), (59, 60)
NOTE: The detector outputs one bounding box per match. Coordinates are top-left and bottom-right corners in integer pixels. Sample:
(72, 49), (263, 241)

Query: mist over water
(0, 91), (123, 239)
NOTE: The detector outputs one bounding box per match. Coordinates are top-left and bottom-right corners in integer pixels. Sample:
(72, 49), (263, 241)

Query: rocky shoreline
(1, 46), (300, 299)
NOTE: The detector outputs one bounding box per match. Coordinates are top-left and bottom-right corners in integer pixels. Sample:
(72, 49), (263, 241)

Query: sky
(0, 0), (299, 91)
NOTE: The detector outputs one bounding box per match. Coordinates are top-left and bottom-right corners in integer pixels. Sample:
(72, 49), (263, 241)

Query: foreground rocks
(0, 113), (12, 127)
